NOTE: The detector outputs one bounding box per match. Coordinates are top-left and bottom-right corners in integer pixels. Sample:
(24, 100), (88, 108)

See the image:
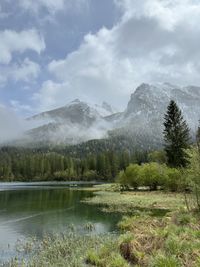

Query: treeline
(0, 147), (148, 181)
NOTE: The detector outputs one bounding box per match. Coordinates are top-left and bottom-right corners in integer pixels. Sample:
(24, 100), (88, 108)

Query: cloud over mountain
(33, 0), (200, 112)
(0, 0), (200, 121)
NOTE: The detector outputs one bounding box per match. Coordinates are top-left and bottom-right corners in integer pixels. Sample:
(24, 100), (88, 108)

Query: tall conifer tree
(163, 100), (190, 167)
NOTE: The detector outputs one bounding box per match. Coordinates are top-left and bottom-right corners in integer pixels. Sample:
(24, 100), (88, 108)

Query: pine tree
(163, 100), (190, 167)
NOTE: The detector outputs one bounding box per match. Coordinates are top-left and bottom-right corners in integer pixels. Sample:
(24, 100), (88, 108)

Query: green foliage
(164, 167), (182, 192)
(163, 100), (190, 168)
(148, 150), (167, 164)
(117, 164), (142, 190)
(86, 240), (129, 267)
(150, 254), (181, 267)
(184, 123), (200, 211)
(126, 164), (142, 189)
(0, 147), (148, 182)
(140, 163), (166, 190)
(185, 147), (200, 211)
(6, 233), (118, 267)
(117, 162), (182, 192)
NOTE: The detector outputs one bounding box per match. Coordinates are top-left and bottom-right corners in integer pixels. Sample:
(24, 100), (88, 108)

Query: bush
(116, 170), (129, 190)
(117, 162), (184, 192)
(83, 170), (99, 180)
(125, 164), (142, 189)
(164, 168), (182, 192)
(140, 163), (166, 190)
(185, 148), (200, 211)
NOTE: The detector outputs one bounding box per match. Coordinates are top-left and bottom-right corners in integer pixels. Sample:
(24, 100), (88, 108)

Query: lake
(0, 182), (120, 262)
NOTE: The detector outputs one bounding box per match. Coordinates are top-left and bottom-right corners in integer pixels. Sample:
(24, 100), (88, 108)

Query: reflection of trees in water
(0, 188), (89, 211)
(0, 188), (120, 239)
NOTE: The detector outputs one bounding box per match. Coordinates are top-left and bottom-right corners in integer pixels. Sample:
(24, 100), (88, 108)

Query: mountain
(29, 99), (102, 126)
(108, 83), (200, 148)
(124, 83), (200, 130)
(25, 99), (112, 145)
(11, 83), (200, 148)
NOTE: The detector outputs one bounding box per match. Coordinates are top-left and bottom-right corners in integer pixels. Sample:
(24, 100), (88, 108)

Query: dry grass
(118, 213), (200, 267)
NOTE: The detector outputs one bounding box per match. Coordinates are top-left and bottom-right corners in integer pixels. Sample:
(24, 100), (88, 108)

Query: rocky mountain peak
(68, 99), (81, 105)
(102, 101), (114, 114)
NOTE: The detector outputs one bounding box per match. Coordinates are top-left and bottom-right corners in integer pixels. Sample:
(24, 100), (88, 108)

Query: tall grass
(3, 232), (117, 267)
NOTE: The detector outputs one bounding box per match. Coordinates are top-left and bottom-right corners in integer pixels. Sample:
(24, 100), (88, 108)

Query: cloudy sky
(0, 0), (200, 117)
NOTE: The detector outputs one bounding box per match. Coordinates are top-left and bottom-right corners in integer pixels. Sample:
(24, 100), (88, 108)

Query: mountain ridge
(10, 82), (200, 148)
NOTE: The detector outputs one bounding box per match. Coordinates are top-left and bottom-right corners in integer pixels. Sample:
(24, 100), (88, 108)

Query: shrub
(125, 164), (142, 189)
(117, 162), (183, 192)
(116, 170), (129, 190)
(140, 163), (166, 190)
(164, 168), (182, 192)
(83, 170), (98, 180)
(185, 148), (200, 211)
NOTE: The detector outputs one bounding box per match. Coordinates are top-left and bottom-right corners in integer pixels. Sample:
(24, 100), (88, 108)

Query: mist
(0, 105), (27, 144)
(0, 103), (113, 146)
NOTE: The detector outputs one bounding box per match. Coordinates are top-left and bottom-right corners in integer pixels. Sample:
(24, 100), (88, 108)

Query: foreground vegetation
(87, 213), (200, 267)
(84, 186), (200, 267)
(3, 232), (119, 267)
(4, 186), (200, 267)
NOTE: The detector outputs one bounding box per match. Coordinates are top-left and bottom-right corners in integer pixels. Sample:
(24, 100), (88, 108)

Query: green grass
(82, 185), (200, 267)
(86, 239), (130, 267)
(82, 189), (185, 213)
(4, 185), (200, 267)
(3, 233), (117, 267)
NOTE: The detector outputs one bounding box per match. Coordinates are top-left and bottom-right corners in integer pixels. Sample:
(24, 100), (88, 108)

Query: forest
(0, 146), (148, 181)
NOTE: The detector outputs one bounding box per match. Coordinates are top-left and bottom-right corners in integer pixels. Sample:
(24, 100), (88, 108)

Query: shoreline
(3, 184), (200, 267)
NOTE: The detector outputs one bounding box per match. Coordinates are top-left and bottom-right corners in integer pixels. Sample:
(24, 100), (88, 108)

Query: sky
(0, 0), (200, 118)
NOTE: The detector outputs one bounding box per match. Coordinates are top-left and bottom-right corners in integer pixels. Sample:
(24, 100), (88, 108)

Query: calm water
(0, 183), (120, 262)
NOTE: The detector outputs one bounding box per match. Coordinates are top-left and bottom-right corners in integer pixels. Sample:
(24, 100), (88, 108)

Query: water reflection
(0, 186), (120, 261)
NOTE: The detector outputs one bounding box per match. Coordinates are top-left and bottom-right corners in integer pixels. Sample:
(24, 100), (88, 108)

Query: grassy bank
(84, 185), (200, 267)
(83, 184), (185, 213)
(4, 184), (200, 267)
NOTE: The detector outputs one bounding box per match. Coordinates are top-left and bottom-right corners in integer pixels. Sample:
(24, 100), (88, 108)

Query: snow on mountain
(8, 83), (200, 147)
(26, 99), (113, 145)
(115, 83), (200, 146)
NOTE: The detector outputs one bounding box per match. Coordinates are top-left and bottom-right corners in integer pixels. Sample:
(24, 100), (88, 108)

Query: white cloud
(0, 58), (41, 85)
(115, 0), (200, 30)
(0, 29), (45, 64)
(34, 0), (200, 111)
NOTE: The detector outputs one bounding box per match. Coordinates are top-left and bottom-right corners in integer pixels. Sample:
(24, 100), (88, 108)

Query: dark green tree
(163, 100), (190, 167)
